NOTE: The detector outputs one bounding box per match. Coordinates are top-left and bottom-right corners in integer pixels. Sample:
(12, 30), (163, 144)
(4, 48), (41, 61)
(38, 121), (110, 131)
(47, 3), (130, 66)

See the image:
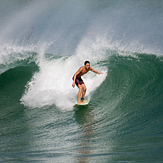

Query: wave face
(1, 52), (163, 162)
(0, 0), (163, 162)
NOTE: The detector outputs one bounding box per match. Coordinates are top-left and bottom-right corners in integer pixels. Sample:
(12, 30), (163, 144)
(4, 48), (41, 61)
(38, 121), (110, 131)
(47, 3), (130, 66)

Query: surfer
(72, 61), (102, 104)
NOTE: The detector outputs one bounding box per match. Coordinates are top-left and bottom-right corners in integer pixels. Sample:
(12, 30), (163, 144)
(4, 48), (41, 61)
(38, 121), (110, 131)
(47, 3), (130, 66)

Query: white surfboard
(73, 101), (89, 107)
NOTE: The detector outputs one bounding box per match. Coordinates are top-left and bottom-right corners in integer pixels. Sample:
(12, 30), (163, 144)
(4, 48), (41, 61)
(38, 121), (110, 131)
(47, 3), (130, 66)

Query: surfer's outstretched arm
(90, 67), (103, 74)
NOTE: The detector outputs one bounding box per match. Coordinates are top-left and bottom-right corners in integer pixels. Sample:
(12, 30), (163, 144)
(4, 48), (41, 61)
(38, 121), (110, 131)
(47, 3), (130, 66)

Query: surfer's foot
(77, 101), (84, 104)
(81, 98), (87, 102)
(81, 98), (88, 103)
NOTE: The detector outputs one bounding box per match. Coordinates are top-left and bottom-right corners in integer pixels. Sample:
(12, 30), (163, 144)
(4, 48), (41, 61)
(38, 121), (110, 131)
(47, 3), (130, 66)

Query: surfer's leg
(77, 85), (84, 104)
(81, 84), (87, 99)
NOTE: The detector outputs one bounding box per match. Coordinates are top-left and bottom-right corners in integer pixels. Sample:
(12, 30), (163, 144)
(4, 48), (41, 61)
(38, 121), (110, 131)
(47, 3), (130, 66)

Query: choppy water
(0, 0), (163, 162)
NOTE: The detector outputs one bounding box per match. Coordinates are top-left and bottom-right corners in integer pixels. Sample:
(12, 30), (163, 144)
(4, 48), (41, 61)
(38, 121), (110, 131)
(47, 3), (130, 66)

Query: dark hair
(84, 60), (90, 65)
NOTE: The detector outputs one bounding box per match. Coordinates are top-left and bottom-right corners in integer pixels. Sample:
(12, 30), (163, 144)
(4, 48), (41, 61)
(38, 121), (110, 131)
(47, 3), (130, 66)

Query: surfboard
(73, 101), (89, 107)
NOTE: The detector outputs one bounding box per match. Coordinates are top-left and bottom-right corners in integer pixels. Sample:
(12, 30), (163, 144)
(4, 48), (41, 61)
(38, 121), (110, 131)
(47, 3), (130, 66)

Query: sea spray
(20, 54), (107, 110)
(0, 43), (38, 74)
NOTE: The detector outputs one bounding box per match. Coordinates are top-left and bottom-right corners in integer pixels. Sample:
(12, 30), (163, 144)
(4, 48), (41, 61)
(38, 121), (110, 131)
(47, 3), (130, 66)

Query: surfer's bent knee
(83, 87), (87, 92)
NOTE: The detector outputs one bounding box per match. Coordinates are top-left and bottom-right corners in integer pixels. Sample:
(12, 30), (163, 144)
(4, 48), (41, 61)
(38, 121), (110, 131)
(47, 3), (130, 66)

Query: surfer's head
(84, 60), (90, 70)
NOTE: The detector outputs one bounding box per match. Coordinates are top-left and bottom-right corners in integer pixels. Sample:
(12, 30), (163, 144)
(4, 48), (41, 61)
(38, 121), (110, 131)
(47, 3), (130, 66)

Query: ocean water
(0, 0), (163, 162)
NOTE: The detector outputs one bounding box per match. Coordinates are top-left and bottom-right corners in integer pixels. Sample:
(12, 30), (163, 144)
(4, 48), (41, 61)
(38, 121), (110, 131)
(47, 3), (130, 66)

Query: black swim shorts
(72, 76), (84, 86)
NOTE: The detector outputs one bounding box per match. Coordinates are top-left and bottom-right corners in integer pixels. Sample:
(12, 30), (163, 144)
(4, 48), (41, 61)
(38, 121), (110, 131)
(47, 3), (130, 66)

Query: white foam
(20, 54), (107, 111)
(0, 43), (38, 74)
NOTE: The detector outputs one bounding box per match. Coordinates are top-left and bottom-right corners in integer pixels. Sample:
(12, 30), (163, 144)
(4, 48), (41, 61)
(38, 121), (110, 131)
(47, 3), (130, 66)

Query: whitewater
(0, 0), (163, 162)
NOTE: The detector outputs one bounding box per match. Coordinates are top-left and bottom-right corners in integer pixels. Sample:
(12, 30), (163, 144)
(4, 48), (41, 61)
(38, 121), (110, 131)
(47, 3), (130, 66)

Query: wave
(0, 64), (38, 110)
(1, 49), (163, 112)
(1, 1), (163, 162)
(0, 43), (38, 75)
(90, 53), (163, 153)
(92, 53), (163, 110)
(0, 51), (162, 162)
(20, 54), (108, 110)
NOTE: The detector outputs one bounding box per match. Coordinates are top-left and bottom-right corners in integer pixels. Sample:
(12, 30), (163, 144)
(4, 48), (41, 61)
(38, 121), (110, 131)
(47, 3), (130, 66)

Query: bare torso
(76, 66), (90, 78)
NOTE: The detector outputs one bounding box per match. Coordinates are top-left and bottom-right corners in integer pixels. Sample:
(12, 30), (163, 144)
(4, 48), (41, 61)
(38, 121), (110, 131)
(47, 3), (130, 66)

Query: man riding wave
(72, 61), (102, 104)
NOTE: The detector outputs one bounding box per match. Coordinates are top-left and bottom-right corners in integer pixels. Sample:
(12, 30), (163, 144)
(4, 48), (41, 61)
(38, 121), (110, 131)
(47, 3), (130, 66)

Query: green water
(0, 54), (163, 162)
(0, 0), (163, 162)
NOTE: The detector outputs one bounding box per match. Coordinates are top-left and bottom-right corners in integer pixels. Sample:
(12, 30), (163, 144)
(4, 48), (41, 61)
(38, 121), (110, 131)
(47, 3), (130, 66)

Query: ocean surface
(0, 0), (163, 162)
